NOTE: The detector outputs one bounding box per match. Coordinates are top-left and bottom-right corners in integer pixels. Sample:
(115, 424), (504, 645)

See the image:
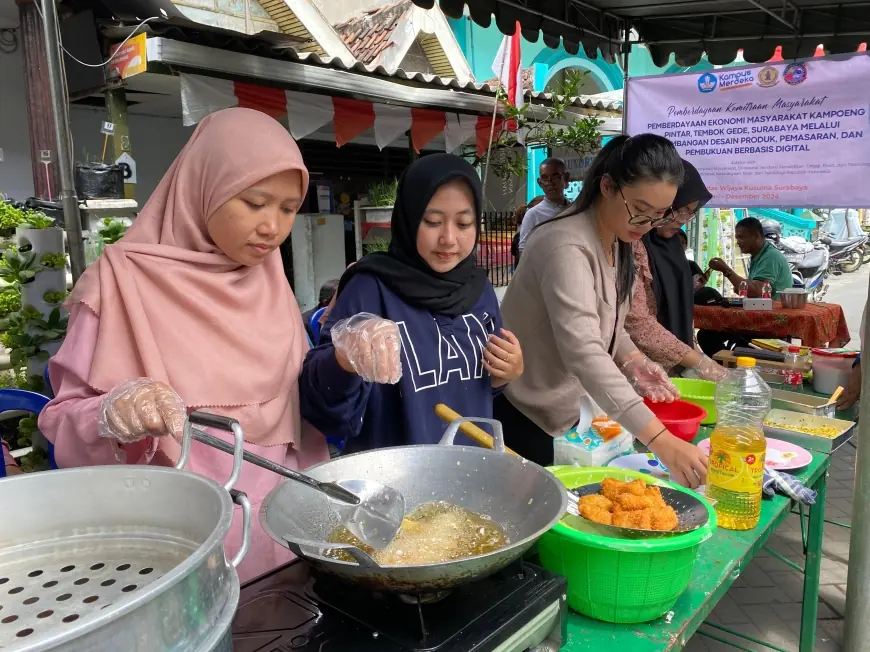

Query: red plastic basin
(643, 398), (707, 442)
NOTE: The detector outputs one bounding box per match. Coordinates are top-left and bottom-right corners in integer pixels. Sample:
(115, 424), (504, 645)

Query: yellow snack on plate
(763, 420), (841, 438)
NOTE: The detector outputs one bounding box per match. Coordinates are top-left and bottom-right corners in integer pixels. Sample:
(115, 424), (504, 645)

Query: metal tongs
(182, 412), (406, 549)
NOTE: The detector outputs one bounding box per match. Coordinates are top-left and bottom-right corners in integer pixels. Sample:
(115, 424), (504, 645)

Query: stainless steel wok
(261, 418), (568, 593)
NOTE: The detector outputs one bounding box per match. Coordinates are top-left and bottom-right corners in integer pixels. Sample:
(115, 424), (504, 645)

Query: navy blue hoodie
(299, 272), (503, 452)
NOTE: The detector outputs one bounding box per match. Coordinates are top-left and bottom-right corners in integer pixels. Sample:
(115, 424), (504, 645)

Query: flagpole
(481, 43), (507, 210)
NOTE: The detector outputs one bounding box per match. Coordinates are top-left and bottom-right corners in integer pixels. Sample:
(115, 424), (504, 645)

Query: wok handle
(190, 428), (361, 506)
(435, 404), (516, 455)
(228, 490), (252, 569)
(177, 411), (245, 492)
(439, 416), (507, 453)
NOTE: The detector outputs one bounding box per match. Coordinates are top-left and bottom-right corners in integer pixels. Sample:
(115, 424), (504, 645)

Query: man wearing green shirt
(708, 217), (793, 298)
(698, 217), (794, 356)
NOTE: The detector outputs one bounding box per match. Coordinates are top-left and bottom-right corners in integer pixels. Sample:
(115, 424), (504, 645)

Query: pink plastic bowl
(643, 398), (707, 442)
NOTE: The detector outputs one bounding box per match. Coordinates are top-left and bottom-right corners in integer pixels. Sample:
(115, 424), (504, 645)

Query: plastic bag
(75, 163), (124, 199)
(553, 395), (634, 467)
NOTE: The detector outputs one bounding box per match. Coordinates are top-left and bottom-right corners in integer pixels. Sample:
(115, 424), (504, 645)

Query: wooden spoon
(826, 386), (845, 407)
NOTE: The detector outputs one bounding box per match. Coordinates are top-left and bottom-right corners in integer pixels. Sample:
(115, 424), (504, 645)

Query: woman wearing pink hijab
(39, 108), (328, 582)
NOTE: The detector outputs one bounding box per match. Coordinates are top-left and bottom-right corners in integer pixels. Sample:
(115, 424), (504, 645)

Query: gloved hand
(621, 355), (679, 403)
(695, 354), (728, 382)
(332, 312), (403, 384)
(99, 379), (187, 443)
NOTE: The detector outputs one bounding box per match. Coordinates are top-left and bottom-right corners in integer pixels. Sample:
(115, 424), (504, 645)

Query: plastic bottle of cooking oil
(707, 356), (771, 530)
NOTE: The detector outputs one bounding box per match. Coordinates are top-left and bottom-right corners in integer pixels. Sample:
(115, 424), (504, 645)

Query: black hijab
(338, 154), (488, 317)
(642, 159), (712, 347)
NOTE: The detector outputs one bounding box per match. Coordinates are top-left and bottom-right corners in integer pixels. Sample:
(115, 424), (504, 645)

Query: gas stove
(232, 559), (567, 652)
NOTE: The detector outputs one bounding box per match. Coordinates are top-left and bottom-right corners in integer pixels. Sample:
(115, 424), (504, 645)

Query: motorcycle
(819, 231), (867, 274)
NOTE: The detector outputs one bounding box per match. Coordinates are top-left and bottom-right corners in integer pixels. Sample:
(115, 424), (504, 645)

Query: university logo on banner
(697, 72), (717, 93)
(757, 67), (779, 88)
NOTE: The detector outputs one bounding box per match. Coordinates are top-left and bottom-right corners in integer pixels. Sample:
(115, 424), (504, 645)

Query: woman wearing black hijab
(624, 159), (726, 380)
(300, 154), (524, 452)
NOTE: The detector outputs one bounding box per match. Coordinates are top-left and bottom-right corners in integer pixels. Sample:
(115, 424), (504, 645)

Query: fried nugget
(644, 485), (668, 509)
(651, 506), (679, 532)
(613, 508), (653, 529)
(579, 494), (613, 511)
(625, 478), (647, 496)
(600, 478), (626, 501)
(615, 493), (654, 511)
(580, 503), (613, 525)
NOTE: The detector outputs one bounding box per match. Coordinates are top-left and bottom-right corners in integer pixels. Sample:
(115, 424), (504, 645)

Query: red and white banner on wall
(180, 73), (503, 154)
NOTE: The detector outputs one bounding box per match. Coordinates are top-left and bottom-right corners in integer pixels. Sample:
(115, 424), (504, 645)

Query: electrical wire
(31, 1), (159, 68)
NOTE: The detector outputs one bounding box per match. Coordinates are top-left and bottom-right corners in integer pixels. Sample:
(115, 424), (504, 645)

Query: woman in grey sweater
(496, 135), (709, 488)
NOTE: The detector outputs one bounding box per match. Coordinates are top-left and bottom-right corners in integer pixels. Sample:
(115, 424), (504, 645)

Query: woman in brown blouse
(625, 159), (726, 381)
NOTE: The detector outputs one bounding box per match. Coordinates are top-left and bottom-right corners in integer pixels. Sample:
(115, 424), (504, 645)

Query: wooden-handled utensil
(826, 386), (845, 407)
(434, 404), (519, 456)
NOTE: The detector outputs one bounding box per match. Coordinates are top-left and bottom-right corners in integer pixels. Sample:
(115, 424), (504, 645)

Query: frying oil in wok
(326, 501), (509, 565)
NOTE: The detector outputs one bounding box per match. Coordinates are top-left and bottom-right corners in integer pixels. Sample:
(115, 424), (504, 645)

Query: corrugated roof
(126, 20), (623, 113)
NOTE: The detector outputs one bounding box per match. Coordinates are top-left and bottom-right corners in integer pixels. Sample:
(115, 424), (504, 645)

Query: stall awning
(144, 35), (622, 149)
(182, 73), (490, 152)
(414, 0), (870, 67)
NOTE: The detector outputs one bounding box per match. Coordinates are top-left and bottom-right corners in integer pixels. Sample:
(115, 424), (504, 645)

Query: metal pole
(621, 27), (630, 135)
(844, 279), (870, 651)
(40, 0), (85, 283)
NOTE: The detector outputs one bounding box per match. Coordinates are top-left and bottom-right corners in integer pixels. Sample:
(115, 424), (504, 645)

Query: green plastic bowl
(537, 466), (717, 624)
(672, 378), (717, 425)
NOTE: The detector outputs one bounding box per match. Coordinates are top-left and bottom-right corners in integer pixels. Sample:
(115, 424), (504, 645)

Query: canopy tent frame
(417, 0), (870, 66)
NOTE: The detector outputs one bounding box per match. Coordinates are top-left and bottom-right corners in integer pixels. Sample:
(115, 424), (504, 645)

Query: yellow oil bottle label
(708, 447), (766, 493)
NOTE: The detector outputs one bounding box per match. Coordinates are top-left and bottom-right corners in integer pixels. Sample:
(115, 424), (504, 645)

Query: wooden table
(693, 301), (851, 348)
(562, 389), (850, 651)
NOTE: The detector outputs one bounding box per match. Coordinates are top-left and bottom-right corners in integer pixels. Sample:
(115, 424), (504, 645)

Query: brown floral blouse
(625, 240), (695, 371)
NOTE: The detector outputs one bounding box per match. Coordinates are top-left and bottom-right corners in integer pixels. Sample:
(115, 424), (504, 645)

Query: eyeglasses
(665, 206), (699, 225)
(538, 174), (566, 185)
(617, 187), (675, 227)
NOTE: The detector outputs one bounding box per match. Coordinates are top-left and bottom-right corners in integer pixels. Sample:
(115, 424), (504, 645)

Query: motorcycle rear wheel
(841, 250), (863, 273)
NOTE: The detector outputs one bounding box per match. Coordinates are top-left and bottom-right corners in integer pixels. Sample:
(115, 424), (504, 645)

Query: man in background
(698, 217), (792, 356)
(511, 195), (544, 268)
(516, 158), (570, 255)
(708, 217), (792, 298)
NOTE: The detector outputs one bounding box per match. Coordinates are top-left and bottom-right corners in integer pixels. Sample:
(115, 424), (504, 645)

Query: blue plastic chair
(0, 388), (56, 477)
(309, 307), (327, 345)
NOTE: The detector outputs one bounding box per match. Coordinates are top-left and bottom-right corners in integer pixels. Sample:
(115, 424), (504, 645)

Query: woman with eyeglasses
(496, 135), (709, 488)
(624, 159), (727, 382)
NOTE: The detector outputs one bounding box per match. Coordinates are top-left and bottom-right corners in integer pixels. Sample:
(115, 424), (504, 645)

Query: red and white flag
(491, 20), (524, 143)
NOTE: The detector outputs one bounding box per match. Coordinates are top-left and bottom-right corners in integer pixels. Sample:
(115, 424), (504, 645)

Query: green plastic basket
(537, 466), (717, 624)
(672, 378), (717, 425)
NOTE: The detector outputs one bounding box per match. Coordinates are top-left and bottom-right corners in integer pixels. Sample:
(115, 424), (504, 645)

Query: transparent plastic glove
(331, 312), (402, 384)
(99, 378), (186, 443)
(696, 354), (728, 382)
(621, 355), (679, 403)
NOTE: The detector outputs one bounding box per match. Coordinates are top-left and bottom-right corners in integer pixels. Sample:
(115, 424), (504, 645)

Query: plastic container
(783, 346), (803, 387)
(537, 466), (716, 623)
(643, 399), (707, 441)
(811, 348), (859, 395)
(707, 356), (770, 530)
(671, 378), (717, 424)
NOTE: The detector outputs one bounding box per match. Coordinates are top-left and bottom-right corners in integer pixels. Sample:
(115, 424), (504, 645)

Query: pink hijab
(68, 108), (309, 446)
